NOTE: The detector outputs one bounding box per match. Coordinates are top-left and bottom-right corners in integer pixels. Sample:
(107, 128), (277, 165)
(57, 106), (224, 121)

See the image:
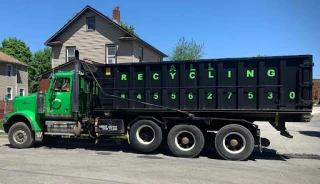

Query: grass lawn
(0, 121), (6, 135)
(0, 120), (3, 130)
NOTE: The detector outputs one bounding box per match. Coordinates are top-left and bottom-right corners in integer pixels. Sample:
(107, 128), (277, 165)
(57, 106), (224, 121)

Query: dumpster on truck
(3, 51), (313, 161)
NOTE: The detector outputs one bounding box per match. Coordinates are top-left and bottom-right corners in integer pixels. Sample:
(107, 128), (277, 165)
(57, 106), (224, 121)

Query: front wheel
(215, 124), (254, 161)
(8, 122), (35, 149)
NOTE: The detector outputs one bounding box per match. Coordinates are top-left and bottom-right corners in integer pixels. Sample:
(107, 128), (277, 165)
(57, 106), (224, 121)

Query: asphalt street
(0, 108), (319, 184)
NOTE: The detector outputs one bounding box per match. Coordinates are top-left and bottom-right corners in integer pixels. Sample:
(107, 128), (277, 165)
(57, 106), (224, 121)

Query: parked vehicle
(3, 51), (313, 160)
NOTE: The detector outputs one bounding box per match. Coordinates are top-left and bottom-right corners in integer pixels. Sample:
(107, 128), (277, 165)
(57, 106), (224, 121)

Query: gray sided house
(44, 5), (167, 68)
(0, 51), (28, 101)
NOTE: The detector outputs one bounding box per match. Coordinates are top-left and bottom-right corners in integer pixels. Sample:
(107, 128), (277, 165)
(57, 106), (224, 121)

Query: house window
(139, 47), (143, 62)
(19, 88), (25, 96)
(6, 64), (12, 77)
(6, 87), (12, 100)
(66, 47), (76, 62)
(86, 17), (95, 30)
(106, 45), (117, 64)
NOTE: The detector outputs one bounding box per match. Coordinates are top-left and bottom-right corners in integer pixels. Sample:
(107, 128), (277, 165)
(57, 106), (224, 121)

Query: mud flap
(35, 131), (43, 141)
(269, 113), (293, 138)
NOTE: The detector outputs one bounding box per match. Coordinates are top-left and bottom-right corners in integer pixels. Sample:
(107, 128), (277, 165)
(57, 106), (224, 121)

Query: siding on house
(51, 10), (135, 67)
(17, 65), (28, 96)
(0, 62), (28, 100)
(133, 41), (162, 62)
(0, 62), (17, 100)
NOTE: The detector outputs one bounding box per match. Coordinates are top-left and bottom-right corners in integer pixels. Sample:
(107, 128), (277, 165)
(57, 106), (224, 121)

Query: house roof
(0, 51), (28, 66)
(44, 5), (167, 57)
(39, 58), (98, 78)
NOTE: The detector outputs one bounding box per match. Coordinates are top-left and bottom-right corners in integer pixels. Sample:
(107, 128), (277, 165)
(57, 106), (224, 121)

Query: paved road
(0, 109), (319, 184)
(0, 138), (319, 184)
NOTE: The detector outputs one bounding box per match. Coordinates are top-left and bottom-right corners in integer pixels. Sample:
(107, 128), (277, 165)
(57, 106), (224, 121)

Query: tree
(120, 22), (139, 37)
(28, 47), (52, 93)
(168, 37), (205, 61)
(255, 54), (267, 57)
(0, 37), (32, 64)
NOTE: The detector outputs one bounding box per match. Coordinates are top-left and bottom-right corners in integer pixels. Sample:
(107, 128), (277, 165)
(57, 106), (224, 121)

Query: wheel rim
(13, 129), (28, 144)
(136, 125), (155, 145)
(174, 131), (196, 151)
(222, 132), (246, 154)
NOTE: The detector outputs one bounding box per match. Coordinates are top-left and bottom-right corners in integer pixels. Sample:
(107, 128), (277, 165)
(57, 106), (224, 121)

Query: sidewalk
(256, 110), (320, 155)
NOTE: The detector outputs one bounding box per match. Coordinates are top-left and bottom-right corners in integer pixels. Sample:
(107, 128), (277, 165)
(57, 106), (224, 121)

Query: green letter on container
(267, 69), (275, 77)
(208, 71), (214, 78)
(153, 73), (159, 80)
(189, 72), (195, 79)
(208, 63), (214, 70)
(121, 93), (125, 98)
(190, 64), (196, 71)
(247, 70), (254, 78)
(121, 74), (127, 80)
(138, 74), (143, 80)
(170, 72), (176, 80)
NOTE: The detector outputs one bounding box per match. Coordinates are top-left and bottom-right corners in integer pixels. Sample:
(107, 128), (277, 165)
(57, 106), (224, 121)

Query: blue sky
(0, 0), (319, 78)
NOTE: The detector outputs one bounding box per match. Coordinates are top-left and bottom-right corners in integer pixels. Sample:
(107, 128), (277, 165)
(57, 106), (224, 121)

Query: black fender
(127, 116), (165, 129)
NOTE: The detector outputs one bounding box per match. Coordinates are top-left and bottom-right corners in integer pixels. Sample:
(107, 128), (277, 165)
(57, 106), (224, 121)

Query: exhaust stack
(72, 50), (80, 118)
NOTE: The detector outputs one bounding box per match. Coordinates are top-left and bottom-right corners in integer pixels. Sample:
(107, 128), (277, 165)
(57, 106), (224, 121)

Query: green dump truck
(3, 51), (313, 160)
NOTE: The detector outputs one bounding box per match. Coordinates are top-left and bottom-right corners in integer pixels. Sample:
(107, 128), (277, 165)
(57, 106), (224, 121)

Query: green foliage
(0, 120), (3, 130)
(120, 22), (139, 37)
(0, 37), (32, 64)
(168, 37), (205, 61)
(28, 47), (52, 93)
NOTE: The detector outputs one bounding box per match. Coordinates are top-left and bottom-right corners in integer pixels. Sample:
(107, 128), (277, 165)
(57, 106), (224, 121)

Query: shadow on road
(299, 131), (320, 138)
(4, 138), (288, 161)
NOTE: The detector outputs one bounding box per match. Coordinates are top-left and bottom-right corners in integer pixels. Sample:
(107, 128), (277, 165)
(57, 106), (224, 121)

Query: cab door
(46, 77), (72, 118)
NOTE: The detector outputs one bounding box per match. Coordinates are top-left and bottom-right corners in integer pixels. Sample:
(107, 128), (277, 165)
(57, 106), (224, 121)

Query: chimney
(112, 6), (120, 24)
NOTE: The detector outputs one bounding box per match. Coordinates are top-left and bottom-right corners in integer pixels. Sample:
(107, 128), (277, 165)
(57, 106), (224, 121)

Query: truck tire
(43, 135), (61, 145)
(129, 120), (163, 153)
(215, 124), (254, 161)
(8, 122), (35, 149)
(167, 124), (205, 158)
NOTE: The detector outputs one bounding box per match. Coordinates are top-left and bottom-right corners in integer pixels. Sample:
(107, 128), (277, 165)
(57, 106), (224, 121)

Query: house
(44, 5), (167, 68)
(313, 79), (320, 104)
(0, 51), (28, 118)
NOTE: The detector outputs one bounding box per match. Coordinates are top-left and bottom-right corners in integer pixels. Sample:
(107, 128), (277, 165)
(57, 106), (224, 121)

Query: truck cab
(3, 67), (97, 147)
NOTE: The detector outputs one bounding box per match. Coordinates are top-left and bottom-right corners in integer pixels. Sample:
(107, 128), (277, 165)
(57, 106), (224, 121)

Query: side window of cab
(53, 78), (70, 92)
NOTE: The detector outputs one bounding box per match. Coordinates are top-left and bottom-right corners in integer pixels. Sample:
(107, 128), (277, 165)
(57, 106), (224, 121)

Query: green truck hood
(13, 93), (37, 112)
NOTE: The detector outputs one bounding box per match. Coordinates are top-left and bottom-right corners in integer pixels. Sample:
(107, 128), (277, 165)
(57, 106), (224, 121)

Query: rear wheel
(8, 122), (35, 149)
(129, 120), (163, 152)
(167, 124), (205, 158)
(215, 124), (254, 161)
